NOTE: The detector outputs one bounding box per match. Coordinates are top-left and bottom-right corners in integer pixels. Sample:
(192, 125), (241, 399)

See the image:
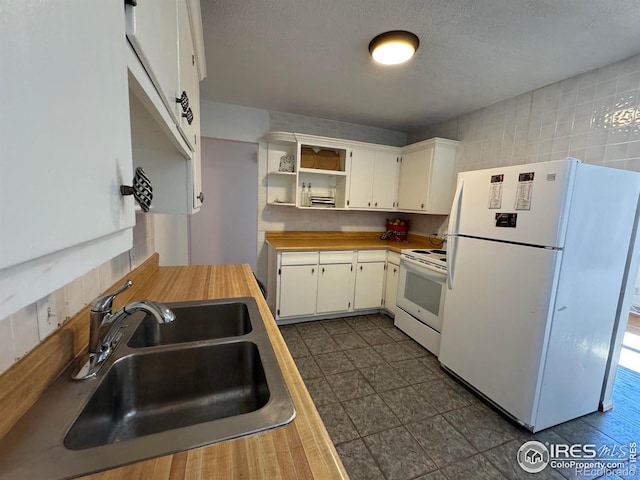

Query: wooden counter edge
(0, 253), (160, 440)
(0, 258), (348, 479)
(265, 230), (445, 252)
(78, 263), (347, 480)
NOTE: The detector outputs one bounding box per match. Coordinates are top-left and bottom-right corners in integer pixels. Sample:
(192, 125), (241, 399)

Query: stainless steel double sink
(0, 298), (295, 480)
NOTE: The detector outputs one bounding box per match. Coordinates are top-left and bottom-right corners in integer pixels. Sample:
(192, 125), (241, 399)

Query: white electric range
(395, 248), (447, 355)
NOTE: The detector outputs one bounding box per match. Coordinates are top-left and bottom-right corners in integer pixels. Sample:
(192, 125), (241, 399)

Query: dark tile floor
(279, 314), (640, 480)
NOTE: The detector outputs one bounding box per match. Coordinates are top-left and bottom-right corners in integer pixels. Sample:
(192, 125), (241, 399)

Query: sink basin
(128, 301), (252, 347)
(65, 342), (268, 450)
(0, 297), (295, 480)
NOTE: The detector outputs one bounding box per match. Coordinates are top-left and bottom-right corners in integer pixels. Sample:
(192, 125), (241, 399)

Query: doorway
(189, 137), (258, 269)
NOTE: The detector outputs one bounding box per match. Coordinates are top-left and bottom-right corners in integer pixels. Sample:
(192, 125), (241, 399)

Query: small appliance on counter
(380, 218), (408, 241)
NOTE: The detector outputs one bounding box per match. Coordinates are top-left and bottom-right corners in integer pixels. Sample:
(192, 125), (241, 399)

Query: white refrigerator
(439, 158), (640, 432)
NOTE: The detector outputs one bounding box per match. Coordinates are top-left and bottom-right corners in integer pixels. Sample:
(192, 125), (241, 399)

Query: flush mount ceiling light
(369, 30), (420, 65)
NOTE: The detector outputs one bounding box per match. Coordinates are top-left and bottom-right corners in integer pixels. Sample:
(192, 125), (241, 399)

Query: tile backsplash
(408, 54), (640, 176)
(0, 213), (155, 376)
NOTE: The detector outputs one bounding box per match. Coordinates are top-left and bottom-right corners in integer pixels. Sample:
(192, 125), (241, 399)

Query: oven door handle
(400, 257), (446, 283)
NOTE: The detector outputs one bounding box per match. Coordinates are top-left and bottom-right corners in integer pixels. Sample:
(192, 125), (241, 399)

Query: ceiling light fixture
(369, 30), (419, 65)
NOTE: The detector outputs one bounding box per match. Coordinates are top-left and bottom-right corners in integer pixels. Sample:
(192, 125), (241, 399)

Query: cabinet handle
(183, 107), (194, 125)
(421, 203), (425, 209)
(176, 91), (189, 112)
(393, 267), (397, 273)
(311, 268), (315, 274)
(368, 202), (371, 207)
(322, 267), (325, 274)
(197, 192), (204, 203)
(360, 265), (363, 271)
(120, 167), (153, 212)
(375, 202), (378, 207)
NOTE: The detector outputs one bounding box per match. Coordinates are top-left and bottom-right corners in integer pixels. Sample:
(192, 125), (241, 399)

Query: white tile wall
(0, 216), (156, 376)
(409, 54), (640, 177)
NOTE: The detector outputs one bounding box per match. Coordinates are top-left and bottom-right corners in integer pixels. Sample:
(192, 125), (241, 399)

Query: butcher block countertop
(266, 231), (445, 253)
(0, 254), (348, 479)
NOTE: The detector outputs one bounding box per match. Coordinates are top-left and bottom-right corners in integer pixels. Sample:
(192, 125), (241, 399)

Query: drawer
(280, 251), (319, 266)
(356, 250), (386, 263)
(387, 251), (401, 265)
(319, 251), (354, 264)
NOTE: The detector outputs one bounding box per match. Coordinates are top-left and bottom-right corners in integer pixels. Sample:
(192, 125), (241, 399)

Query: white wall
(154, 214), (190, 266)
(200, 100), (270, 143)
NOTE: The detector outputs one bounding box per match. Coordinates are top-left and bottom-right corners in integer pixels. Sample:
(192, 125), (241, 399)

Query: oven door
(397, 256), (446, 332)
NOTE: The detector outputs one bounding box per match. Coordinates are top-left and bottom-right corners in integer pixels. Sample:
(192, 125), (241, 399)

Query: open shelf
(298, 167), (347, 176)
(269, 171), (297, 176)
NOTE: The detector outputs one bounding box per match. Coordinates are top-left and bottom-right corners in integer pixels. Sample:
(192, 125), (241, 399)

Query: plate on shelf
(300, 147), (316, 168)
(316, 149), (340, 170)
(278, 154), (295, 172)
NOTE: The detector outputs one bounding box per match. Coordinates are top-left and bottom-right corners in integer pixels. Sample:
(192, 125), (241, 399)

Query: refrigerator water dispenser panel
(495, 213), (517, 228)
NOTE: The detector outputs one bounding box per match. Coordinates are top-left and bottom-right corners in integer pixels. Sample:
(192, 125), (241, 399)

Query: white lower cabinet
(277, 252), (319, 318)
(272, 247), (395, 321)
(383, 252), (401, 316)
(316, 251), (354, 314)
(353, 250), (386, 310)
(279, 264), (318, 318)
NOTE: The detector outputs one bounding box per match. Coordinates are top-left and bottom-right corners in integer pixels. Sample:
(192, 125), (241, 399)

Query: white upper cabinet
(126, 0), (180, 125)
(127, 0), (207, 214)
(397, 138), (459, 214)
(265, 132), (457, 215)
(348, 148), (376, 208)
(0, 0), (134, 319)
(177, 0), (199, 152)
(348, 148), (399, 210)
(371, 150), (400, 210)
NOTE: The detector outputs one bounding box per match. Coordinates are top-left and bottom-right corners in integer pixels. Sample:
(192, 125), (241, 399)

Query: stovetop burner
(401, 248), (448, 271)
(412, 249), (447, 255)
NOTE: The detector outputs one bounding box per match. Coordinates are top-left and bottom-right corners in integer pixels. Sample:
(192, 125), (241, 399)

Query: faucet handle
(91, 280), (133, 313)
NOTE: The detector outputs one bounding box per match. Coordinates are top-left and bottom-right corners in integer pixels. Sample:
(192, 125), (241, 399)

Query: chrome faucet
(72, 280), (175, 380)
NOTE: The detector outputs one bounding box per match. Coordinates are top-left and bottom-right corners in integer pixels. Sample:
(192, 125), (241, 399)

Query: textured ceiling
(199, 0), (640, 132)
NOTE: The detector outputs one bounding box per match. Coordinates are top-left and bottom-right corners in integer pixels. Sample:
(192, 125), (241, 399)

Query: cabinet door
(372, 151), (399, 210)
(384, 263), (400, 315)
(348, 148), (375, 208)
(278, 265), (318, 317)
(397, 146), (433, 211)
(317, 264), (353, 314)
(1, 0), (133, 272)
(354, 262), (385, 309)
(126, 0), (180, 124)
(1, 0), (134, 318)
(177, 0), (199, 153)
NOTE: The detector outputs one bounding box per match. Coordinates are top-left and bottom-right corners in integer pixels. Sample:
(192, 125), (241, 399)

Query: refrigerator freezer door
(439, 236), (561, 427)
(451, 159), (578, 248)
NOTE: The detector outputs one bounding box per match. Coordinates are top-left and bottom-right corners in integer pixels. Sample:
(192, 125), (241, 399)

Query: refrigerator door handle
(447, 179), (463, 290)
(448, 234), (456, 290)
(449, 178), (464, 236)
